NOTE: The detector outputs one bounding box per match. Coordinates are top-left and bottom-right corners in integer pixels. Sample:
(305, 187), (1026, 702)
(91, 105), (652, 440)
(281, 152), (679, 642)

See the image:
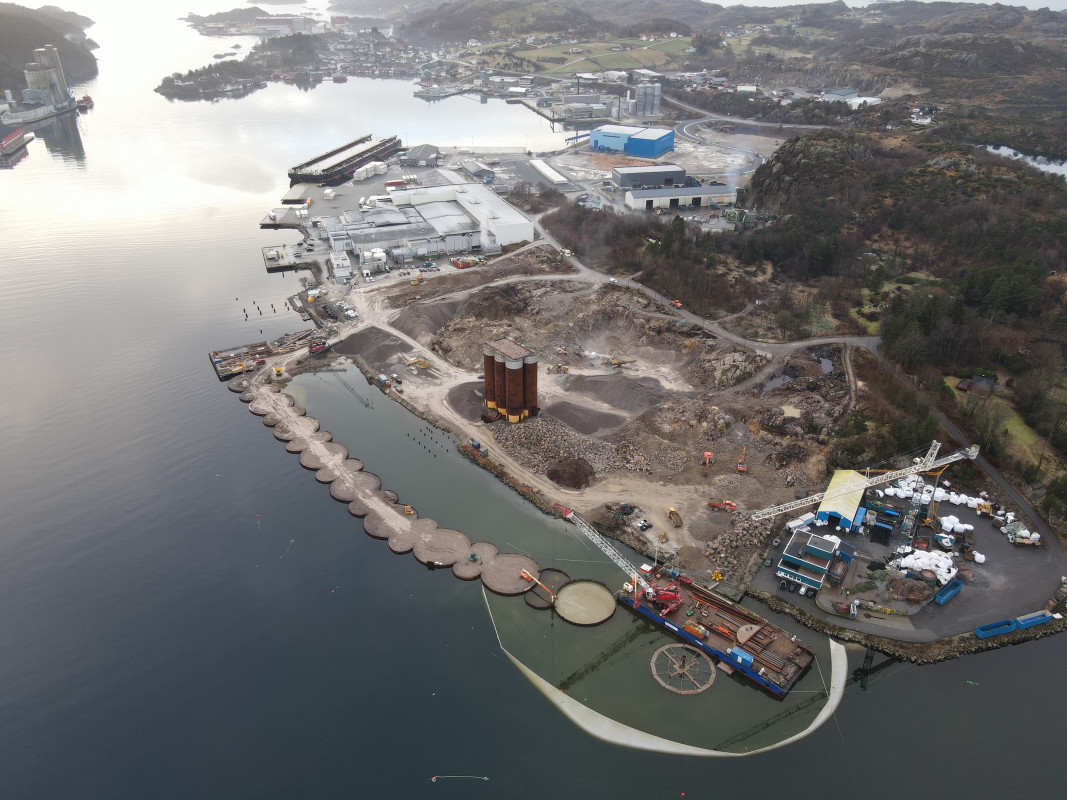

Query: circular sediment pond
(553, 580), (616, 626)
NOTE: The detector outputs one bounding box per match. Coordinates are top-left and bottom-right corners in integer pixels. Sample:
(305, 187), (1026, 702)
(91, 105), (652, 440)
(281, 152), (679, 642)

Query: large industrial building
(314, 176), (534, 268)
(774, 469), (867, 591)
(482, 338), (538, 423)
(20, 45), (72, 107)
(613, 164), (686, 189)
(589, 125), (674, 158)
(624, 185), (737, 211)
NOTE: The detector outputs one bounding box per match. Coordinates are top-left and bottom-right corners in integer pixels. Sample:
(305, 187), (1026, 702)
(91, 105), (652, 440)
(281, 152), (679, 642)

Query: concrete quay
(230, 374), (540, 594)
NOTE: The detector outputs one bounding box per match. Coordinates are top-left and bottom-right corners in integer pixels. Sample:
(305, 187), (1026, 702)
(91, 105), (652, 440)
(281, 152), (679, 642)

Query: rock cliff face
(744, 133), (871, 214)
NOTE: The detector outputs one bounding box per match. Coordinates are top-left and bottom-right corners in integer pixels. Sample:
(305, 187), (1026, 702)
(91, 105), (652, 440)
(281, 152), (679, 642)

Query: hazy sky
(37, 0), (1067, 21)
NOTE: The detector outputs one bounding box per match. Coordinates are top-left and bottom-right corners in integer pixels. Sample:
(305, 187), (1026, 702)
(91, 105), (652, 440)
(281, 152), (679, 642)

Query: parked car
(798, 586), (808, 597)
(779, 579), (788, 590)
(772, 537), (781, 548)
(763, 557), (773, 568)
(787, 581), (797, 593)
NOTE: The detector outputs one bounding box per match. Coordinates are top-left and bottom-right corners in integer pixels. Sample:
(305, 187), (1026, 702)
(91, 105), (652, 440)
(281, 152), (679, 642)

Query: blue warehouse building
(589, 125), (674, 158)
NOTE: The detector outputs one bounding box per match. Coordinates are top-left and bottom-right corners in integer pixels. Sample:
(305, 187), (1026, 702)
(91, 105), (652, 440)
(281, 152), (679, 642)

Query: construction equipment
(658, 531), (670, 543)
(671, 299), (683, 308)
(548, 363), (569, 374)
(751, 441), (980, 521)
(667, 507), (683, 527)
(405, 357), (429, 369)
(410, 271), (423, 286)
(553, 505), (653, 593)
(708, 499), (737, 512)
(737, 446), (747, 473)
(702, 451), (715, 476)
(601, 352), (636, 368)
(520, 569), (557, 603)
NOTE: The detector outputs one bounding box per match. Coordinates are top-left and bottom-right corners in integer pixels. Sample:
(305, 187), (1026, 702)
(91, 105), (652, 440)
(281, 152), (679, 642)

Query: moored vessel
(616, 573), (816, 697)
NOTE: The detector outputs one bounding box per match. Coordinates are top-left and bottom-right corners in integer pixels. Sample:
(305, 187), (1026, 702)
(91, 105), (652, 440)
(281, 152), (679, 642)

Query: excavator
(410, 271), (423, 286)
(737, 446), (748, 473)
(702, 451), (715, 476)
(405, 357), (429, 369)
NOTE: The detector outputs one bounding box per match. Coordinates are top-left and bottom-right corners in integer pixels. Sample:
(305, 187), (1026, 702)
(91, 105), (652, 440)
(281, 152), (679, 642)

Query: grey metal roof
(627, 186), (736, 198)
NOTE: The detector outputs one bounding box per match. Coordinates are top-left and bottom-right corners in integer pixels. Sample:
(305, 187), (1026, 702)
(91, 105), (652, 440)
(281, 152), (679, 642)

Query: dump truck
(708, 499), (737, 512)
(667, 507), (682, 527)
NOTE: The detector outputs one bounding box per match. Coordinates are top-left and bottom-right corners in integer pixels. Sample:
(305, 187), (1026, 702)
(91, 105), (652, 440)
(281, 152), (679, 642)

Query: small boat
(332, 75), (348, 83)
(76, 95), (93, 110)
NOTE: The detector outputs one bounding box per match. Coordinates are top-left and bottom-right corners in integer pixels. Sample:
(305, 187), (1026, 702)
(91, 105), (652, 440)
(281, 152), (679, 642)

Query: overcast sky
(706, 0), (1067, 12)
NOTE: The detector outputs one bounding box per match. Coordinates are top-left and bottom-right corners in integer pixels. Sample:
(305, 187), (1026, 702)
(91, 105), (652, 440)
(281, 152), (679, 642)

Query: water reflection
(27, 111), (86, 165)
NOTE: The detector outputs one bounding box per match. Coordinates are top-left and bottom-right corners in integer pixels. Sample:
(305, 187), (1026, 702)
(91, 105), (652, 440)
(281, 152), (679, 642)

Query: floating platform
(209, 329), (316, 380)
(617, 577), (815, 697)
(287, 134), (401, 186)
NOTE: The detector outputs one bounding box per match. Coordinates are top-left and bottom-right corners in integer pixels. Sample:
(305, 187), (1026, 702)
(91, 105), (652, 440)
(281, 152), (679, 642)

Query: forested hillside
(0, 3), (97, 92)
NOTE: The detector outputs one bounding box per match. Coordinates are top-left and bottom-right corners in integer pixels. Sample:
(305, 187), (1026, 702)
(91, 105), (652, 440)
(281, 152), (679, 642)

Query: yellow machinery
(410, 272), (423, 286)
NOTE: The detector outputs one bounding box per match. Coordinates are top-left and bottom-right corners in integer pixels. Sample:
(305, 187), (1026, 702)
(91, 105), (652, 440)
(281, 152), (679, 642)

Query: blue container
(934, 579), (962, 605)
(1014, 610), (1053, 630)
(975, 619), (1017, 639)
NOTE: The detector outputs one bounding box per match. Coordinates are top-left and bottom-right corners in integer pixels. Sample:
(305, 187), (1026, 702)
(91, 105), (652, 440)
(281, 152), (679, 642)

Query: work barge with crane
(557, 507), (817, 698)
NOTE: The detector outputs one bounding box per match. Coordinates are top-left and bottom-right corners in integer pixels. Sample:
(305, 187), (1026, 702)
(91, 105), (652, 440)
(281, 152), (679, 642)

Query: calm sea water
(1, 1), (1064, 797)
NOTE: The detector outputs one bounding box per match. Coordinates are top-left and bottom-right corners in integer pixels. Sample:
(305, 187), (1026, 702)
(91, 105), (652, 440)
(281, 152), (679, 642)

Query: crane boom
(750, 441), (979, 522)
(557, 507), (653, 592)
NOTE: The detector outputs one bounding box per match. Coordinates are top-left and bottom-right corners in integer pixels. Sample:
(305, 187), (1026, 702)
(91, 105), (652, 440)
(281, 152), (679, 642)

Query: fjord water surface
(1, 1), (1064, 797)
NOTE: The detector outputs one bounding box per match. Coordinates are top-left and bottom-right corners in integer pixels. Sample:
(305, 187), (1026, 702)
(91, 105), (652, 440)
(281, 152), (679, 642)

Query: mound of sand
(561, 373), (669, 415)
(446, 381), (485, 422)
(542, 401), (627, 437)
(335, 326), (411, 370)
(392, 298), (461, 346)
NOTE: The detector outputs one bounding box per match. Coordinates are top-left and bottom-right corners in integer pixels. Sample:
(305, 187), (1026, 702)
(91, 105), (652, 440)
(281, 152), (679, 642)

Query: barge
(617, 574), (815, 697)
(208, 329), (317, 380)
(287, 134), (401, 186)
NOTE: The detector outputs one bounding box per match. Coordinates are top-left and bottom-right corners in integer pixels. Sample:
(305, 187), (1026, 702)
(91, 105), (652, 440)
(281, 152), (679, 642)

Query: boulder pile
(702, 517), (773, 580)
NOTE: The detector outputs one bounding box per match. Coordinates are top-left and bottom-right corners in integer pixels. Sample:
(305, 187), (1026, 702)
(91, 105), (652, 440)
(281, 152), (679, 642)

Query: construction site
(213, 140), (1065, 658)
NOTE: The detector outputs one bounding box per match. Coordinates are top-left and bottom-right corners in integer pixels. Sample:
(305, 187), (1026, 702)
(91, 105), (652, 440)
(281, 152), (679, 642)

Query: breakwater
(228, 373), (540, 595)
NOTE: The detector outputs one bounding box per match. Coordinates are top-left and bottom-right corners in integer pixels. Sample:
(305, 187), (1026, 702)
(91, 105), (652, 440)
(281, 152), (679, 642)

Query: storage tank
(505, 357), (524, 422)
(483, 345), (497, 409)
(523, 354), (538, 416)
(493, 353), (507, 409)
